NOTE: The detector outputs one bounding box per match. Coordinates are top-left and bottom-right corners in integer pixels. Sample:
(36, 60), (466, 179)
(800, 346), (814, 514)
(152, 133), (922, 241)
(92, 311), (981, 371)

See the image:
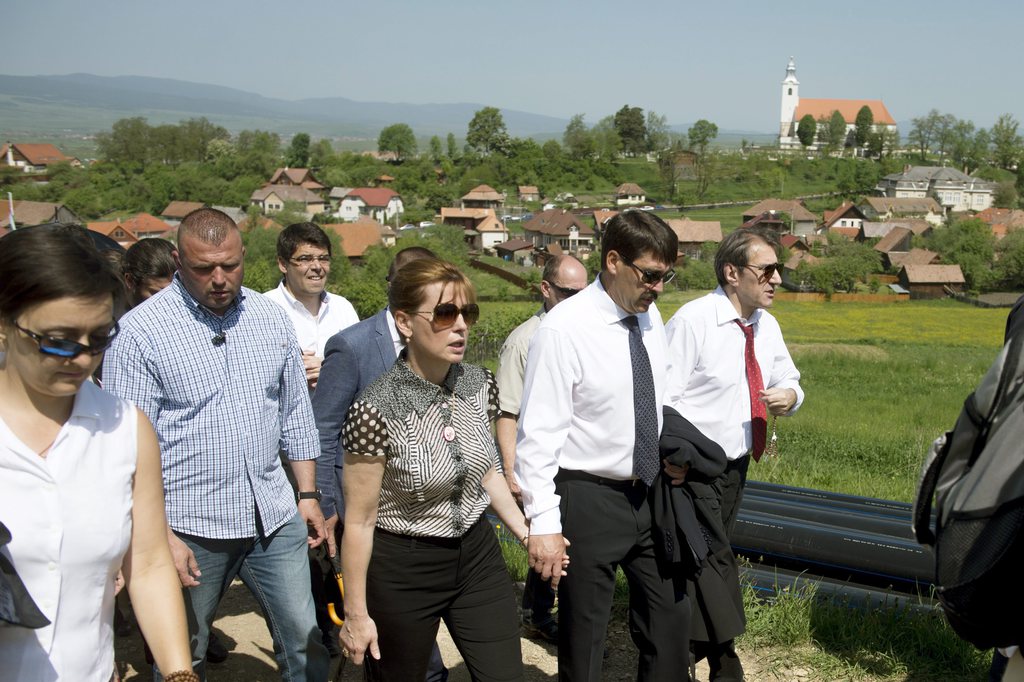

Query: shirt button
(48, 562), (57, 571)
(441, 402), (449, 409)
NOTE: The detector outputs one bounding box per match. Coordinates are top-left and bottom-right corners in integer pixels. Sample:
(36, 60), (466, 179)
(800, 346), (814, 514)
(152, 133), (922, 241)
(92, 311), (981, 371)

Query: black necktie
(624, 315), (659, 485)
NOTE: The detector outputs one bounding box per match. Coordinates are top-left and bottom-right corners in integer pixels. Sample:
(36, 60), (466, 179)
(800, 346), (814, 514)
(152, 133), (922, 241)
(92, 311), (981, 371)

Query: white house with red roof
(778, 57), (897, 149)
(335, 187), (404, 224)
(1, 142), (80, 172)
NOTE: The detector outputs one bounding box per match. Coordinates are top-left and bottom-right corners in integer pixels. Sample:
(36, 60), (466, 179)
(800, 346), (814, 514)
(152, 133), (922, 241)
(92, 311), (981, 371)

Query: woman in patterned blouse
(338, 258), (545, 680)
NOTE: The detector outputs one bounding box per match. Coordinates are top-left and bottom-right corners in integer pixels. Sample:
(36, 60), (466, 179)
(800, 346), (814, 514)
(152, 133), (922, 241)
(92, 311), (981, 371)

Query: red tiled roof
(829, 226), (860, 239)
(592, 209), (619, 227)
(323, 219), (385, 258)
(666, 218), (722, 243)
(0, 200), (64, 229)
(863, 196), (941, 215)
(518, 185), (539, 195)
(780, 234), (809, 250)
(462, 184), (503, 201)
(822, 201), (868, 229)
(743, 199), (817, 222)
(87, 220), (140, 245)
(250, 185), (325, 204)
(1, 142), (74, 166)
(344, 187), (400, 207)
(794, 99), (896, 126)
(616, 183), (646, 196)
(123, 213), (170, 236)
(522, 208), (593, 237)
(161, 201), (207, 219)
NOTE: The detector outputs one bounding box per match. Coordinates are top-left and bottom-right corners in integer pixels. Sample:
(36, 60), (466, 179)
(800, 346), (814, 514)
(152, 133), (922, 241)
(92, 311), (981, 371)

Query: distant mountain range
(0, 73), (777, 144)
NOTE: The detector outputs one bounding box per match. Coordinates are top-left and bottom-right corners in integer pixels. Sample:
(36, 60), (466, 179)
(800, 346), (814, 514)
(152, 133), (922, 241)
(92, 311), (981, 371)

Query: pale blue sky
(5, 0), (1020, 132)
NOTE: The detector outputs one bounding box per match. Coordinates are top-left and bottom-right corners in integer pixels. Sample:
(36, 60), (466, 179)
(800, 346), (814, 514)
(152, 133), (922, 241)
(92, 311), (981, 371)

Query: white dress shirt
(514, 277), (669, 535)
(0, 381), (137, 681)
(385, 307), (404, 357)
(665, 287), (803, 461)
(264, 280), (359, 357)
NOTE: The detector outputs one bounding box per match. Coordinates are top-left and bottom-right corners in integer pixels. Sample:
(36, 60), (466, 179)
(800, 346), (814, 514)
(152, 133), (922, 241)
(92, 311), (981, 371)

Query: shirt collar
(393, 352), (485, 416)
(712, 286), (762, 327)
(592, 274), (653, 330)
(276, 279), (327, 314)
(69, 381), (105, 422)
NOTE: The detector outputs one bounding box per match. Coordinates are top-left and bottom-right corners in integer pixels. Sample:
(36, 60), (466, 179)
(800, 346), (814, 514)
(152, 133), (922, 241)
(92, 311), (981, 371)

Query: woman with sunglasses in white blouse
(338, 258), (568, 680)
(0, 224), (194, 682)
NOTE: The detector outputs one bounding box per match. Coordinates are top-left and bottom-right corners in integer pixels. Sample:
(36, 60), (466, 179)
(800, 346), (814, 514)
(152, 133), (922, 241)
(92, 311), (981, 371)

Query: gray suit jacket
(312, 308), (396, 518)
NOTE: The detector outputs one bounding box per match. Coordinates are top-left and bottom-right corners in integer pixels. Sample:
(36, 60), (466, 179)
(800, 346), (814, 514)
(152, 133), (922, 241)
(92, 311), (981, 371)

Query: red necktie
(735, 320), (767, 462)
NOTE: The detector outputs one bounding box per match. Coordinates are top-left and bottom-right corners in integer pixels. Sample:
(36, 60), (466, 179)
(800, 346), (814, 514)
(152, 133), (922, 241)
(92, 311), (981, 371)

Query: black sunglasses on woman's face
(13, 321), (120, 359)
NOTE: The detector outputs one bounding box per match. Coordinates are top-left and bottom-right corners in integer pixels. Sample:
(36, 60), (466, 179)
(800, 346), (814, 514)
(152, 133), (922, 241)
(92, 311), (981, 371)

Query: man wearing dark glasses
(516, 211), (691, 680)
(495, 254), (587, 643)
(664, 227), (803, 682)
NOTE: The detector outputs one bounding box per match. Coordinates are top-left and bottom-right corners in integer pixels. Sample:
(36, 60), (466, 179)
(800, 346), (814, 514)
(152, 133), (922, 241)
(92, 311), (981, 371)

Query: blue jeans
(159, 512), (329, 681)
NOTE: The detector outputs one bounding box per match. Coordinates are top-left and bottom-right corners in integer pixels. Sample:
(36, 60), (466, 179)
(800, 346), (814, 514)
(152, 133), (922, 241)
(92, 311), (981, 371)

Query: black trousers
(364, 517), (522, 682)
(717, 457), (750, 539)
(555, 472), (690, 682)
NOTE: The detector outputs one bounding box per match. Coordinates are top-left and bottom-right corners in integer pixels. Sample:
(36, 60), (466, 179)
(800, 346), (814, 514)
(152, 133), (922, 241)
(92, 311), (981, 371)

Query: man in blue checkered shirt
(105, 208), (330, 681)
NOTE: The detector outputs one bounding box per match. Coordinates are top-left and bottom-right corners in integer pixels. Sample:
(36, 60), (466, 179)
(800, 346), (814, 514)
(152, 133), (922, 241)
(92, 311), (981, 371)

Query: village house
(780, 234), (811, 254)
(268, 168), (326, 193)
(875, 166), (995, 214)
(974, 207), (1024, 240)
(743, 199), (818, 236)
(440, 207), (508, 251)
(591, 209), (619, 232)
(873, 225), (913, 260)
(461, 184), (504, 211)
(322, 218), (395, 264)
(888, 248), (940, 270)
(615, 183), (646, 206)
(1, 200), (81, 232)
(121, 212), (173, 239)
(521, 208), (594, 255)
(249, 185), (328, 218)
(518, 185), (540, 202)
(822, 201), (869, 239)
(1, 142), (80, 172)
(87, 219), (140, 249)
(494, 238), (534, 263)
(335, 187), (404, 224)
(858, 219), (932, 242)
(161, 201), (208, 226)
(860, 196), (944, 226)
(665, 217), (723, 260)
(777, 57), (897, 150)
(898, 264), (965, 299)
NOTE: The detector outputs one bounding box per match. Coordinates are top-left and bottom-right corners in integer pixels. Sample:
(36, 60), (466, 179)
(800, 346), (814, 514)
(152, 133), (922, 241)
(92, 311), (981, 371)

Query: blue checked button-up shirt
(104, 276), (319, 539)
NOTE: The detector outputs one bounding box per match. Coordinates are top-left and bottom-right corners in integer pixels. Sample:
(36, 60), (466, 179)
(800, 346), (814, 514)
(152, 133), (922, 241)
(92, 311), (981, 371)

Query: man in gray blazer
(311, 246), (448, 681)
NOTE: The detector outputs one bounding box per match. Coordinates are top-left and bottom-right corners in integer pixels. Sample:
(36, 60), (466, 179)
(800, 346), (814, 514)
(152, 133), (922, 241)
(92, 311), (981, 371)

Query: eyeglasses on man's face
(13, 321), (120, 359)
(621, 256), (676, 286)
(741, 262), (782, 283)
(545, 281), (583, 298)
(413, 302), (481, 328)
(289, 255), (332, 267)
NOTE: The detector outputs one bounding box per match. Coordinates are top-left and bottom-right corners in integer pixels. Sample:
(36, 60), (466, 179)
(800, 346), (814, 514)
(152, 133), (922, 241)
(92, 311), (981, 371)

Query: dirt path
(115, 580), (793, 681)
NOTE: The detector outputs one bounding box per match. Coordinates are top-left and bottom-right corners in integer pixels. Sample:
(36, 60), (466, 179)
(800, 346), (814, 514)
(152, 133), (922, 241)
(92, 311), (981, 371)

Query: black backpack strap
(913, 431), (950, 546)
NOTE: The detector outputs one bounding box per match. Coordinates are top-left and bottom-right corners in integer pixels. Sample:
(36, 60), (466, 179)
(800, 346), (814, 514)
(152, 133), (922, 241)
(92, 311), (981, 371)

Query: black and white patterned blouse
(343, 356), (501, 538)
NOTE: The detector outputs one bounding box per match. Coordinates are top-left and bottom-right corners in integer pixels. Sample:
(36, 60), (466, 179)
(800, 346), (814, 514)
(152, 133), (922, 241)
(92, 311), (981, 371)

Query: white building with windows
(875, 166), (995, 213)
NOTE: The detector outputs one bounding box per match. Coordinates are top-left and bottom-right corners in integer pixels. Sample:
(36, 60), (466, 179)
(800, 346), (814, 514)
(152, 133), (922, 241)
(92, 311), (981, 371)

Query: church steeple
(780, 56), (800, 143)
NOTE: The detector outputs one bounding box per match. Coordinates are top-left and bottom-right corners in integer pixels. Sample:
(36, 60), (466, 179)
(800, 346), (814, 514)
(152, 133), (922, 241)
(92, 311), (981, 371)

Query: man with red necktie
(664, 227), (803, 682)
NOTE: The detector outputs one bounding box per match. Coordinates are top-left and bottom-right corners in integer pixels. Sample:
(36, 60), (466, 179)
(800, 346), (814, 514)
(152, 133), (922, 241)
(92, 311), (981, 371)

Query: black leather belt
(555, 468), (644, 491)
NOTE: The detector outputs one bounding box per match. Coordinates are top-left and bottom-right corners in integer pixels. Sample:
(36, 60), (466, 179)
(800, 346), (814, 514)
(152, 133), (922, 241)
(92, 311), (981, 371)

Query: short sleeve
(342, 401), (390, 457)
(485, 370), (500, 424)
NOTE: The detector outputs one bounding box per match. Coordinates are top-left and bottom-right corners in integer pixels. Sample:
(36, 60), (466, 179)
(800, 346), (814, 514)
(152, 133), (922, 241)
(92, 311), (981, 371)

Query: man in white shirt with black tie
(515, 210), (689, 681)
(664, 226), (803, 681)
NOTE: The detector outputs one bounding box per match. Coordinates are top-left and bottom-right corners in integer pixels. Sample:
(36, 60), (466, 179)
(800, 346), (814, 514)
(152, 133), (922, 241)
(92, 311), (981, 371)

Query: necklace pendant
(442, 425), (456, 442)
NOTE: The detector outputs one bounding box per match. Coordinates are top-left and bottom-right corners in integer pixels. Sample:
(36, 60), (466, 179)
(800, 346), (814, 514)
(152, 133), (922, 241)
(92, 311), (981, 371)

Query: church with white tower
(778, 57), (897, 149)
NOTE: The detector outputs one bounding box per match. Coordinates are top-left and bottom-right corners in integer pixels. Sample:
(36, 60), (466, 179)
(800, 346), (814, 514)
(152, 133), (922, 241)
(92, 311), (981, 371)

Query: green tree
(991, 113), (1023, 170)
(657, 141), (686, 203)
(563, 114), (595, 161)
(179, 117), (229, 163)
(592, 115), (622, 160)
(446, 132), (459, 159)
(908, 109), (940, 160)
(994, 181), (1019, 208)
(818, 111), (847, 154)
(948, 120), (990, 174)
(377, 123), (418, 161)
(429, 135), (443, 162)
(96, 116), (152, 168)
(927, 217), (995, 291)
(286, 133), (310, 167)
(797, 114), (817, 147)
(613, 105), (647, 156)
(235, 129), (281, 177)
(995, 228), (1024, 288)
(645, 111), (670, 152)
(466, 107), (510, 156)
(934, 112), (957, 161)
(854, 106), (874, 148)
(309, 139), (335, 169)
(688, 119), (719, 199)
